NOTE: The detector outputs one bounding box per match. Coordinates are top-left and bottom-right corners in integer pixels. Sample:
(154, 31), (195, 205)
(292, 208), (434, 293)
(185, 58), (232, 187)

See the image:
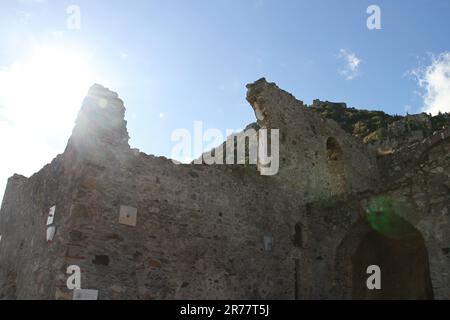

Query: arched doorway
(352, 227), (433, 299)
(335, 198), (434, 299)
(326, 137), (347, 194)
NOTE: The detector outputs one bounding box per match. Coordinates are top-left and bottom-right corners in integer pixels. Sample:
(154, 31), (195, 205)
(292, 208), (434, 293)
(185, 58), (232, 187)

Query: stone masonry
(0, 78), (448, 299)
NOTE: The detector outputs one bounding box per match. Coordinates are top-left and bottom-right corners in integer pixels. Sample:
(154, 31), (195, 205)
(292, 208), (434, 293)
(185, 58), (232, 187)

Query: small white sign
(73, 289), (98, 300)
(47, 205), (56, 226)
(119, 205), (137, 227)
(46, 226), (56, 242)
(264, 235), (273, 251)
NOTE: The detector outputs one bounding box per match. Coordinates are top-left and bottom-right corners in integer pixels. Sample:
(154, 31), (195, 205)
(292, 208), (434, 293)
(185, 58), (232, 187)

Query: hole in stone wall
(326, 137), (347, 194)
(92, 255), (110, 266)
(293, 222), (303, 248)
(326, 137), (343, 161)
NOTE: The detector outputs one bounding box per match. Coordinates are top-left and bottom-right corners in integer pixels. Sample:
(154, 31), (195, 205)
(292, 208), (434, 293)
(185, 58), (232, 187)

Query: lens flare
(365, 196), (419, 238)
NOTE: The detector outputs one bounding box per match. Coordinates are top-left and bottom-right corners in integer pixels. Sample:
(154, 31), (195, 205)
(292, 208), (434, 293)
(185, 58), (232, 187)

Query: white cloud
(411, 52), (450, 115)
(159, 112), (166, 118)
(338, 49), (361, 80)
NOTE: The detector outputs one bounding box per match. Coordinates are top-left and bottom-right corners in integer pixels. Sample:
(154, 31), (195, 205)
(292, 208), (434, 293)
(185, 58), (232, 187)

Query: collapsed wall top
(64, 84), (131, 164)
(246, 78), (305, 128)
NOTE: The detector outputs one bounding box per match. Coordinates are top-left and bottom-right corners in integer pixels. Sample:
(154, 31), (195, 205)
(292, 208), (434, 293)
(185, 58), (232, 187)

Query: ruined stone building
(0, 78), (448, 299)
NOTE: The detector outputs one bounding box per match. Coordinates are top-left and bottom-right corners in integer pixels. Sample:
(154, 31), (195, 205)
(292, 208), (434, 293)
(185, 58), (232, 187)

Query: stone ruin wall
(298, 128), (450, 299)
(0, 155), (70, 299)
(245, 79), (379, 201)
(376, 128), (450, 298)
(55, 124), (301, 300)
(1, 79), (447, 300)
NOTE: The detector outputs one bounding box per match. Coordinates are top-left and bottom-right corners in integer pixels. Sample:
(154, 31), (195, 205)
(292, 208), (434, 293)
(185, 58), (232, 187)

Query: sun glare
(0, 45), (97, 192)
(0, 45), (95, 130)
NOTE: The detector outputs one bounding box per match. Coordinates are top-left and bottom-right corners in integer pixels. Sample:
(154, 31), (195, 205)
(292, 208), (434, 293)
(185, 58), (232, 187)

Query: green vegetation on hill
(309, 101), (449, 144)
(431, 112), (450, 131)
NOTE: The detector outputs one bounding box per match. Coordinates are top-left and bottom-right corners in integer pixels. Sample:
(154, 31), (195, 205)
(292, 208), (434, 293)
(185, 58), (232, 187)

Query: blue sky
(0, 0), (449, 197)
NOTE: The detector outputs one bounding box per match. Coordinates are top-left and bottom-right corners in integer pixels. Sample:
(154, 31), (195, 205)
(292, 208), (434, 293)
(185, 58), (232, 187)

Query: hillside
(309, 100), (450, 149)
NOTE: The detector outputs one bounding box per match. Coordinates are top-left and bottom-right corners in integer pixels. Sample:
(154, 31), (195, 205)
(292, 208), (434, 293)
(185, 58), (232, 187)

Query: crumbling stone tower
(0, 79), (448, 299)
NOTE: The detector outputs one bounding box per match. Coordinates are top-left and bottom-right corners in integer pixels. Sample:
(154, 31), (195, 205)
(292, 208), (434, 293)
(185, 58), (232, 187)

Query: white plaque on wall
(46, 205), (56, 226)
(118, 205), (137, 227)
(73, 289), (99, 300)
(46, 226), (56, 243)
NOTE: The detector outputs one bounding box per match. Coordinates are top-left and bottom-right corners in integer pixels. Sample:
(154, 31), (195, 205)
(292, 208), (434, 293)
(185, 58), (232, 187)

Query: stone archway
(335, 215), (433, 299)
